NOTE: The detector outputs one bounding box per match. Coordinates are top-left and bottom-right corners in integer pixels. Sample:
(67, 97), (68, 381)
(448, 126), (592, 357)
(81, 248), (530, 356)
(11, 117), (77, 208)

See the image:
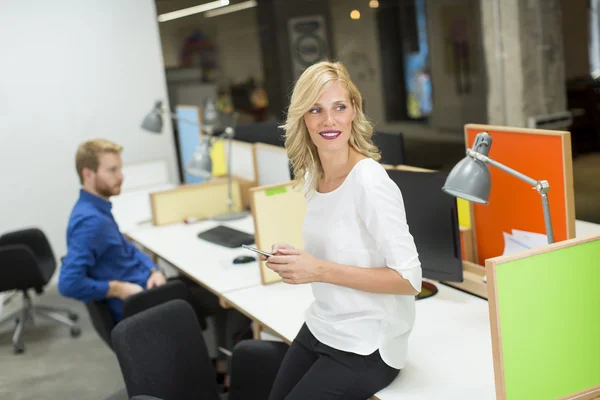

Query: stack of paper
(484, 229), (549, 284)
(502, 229), (549, 256)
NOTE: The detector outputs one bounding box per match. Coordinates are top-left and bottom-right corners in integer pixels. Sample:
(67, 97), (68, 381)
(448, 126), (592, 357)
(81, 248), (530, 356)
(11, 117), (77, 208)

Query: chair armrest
(0, 244), (43, 292)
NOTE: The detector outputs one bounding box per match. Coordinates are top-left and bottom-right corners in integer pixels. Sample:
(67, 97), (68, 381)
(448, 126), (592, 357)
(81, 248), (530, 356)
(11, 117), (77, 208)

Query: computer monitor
(386, 169), (463, 283)
(372, 131), (406, 166)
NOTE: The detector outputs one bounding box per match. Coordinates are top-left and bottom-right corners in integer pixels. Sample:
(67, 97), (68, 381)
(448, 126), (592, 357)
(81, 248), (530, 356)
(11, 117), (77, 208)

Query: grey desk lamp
(442, 131), (554, 244)
(141, 100), (249, 222)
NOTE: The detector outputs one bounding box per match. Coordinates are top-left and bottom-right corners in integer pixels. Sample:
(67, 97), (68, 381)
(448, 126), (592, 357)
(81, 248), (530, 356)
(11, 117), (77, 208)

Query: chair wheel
(14, 344), (25, 354)
(68, 312), (78, 322)
(70, 326), (81, 338)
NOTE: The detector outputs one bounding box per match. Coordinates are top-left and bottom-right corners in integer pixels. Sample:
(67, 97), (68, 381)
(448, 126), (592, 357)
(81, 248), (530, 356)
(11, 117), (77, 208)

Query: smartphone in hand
(241, 244), (274, 258)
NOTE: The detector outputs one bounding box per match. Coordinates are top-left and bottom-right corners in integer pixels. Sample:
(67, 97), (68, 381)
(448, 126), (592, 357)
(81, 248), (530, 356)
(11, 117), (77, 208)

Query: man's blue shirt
(58, 189), (155, 321)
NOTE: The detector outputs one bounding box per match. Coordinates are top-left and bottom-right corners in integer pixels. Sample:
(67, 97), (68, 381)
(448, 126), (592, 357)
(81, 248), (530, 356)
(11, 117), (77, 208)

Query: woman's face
(303, 81), (355, 155)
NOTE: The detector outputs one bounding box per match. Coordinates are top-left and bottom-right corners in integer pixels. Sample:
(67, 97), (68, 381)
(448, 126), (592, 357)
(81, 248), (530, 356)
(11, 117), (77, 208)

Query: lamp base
(212, 210), (250, 222)
(416, 281), (438, 300)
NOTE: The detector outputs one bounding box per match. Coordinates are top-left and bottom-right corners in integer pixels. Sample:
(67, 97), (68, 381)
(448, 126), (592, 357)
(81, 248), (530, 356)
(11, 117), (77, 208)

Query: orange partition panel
(465, 124), (575, 266)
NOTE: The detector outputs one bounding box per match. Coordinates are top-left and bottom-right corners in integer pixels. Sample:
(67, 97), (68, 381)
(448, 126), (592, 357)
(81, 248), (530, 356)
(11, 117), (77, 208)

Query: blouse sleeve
(354, 164), (422, 292)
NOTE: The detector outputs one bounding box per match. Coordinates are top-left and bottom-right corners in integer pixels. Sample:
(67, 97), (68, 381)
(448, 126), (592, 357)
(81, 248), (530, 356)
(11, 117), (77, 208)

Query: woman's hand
(258, 242), (296, 261)
(265, 248), (324, 285)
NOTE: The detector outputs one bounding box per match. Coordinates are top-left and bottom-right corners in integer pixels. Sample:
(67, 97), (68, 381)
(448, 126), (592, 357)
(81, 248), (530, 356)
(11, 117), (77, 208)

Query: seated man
(59, 139), (249, 383)
(58, 139), (167, 321)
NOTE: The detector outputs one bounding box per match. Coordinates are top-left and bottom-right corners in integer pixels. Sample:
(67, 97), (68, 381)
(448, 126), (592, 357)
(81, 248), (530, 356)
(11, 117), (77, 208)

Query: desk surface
(223, 282), (495, 400)
(123, 205), (599, 399)
(126, 216), (263, 295)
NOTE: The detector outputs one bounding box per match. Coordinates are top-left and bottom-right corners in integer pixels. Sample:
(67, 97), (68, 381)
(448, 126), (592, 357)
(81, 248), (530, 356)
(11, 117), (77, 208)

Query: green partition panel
(486, 235), (600, 400)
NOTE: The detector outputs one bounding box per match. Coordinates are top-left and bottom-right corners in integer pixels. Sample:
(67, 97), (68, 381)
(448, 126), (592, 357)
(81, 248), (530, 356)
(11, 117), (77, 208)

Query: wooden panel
(250, 182), (306, 285)
(465, 124), (575, 266)
(460, 227), (475, 262)
(236, 177), (257, 210)
(486, 235), (600, 399)
(150, 179), (242, 226)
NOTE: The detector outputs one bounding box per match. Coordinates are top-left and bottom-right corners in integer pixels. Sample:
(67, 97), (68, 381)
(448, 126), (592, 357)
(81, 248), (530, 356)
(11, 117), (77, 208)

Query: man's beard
(95, 180), (121, 198)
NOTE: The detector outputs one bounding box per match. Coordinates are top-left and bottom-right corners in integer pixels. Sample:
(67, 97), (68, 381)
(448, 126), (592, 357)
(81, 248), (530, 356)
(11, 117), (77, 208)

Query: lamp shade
(186, 136), (213, 178)
(141, 101), (164, 133)
(442, 156), (491, 204)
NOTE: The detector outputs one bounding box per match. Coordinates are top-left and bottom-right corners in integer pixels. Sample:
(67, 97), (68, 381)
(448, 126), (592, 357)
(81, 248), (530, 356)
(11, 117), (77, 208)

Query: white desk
(125, 217), (263, 296)
(222, 281), (495, 400)
(576, 219), (600, 238)
(124, 215), (600, 399)
(111, 183), (176, 233)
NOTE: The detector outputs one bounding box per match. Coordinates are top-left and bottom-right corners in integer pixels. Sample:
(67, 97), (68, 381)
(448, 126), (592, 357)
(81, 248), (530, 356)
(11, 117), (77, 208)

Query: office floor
(0, 285), (126, 400)
(1, 141), (599, 400)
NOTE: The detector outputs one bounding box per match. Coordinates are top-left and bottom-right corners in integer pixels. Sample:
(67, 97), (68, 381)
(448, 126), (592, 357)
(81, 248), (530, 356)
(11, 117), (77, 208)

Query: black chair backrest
(234, 121), (284, 147)
(111, 299), (220, 400)
(372, 131), (406, 166)
(0, 228), (55, 291)
(0, 228), (56, 267)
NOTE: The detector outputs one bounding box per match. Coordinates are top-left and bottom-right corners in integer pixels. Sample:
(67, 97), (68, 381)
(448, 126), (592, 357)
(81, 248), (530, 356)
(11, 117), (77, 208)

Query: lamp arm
(468, 149), (554, 244)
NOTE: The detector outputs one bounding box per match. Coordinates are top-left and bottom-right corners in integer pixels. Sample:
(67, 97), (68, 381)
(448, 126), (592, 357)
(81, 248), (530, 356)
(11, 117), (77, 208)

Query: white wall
(0, 0), (178, 265)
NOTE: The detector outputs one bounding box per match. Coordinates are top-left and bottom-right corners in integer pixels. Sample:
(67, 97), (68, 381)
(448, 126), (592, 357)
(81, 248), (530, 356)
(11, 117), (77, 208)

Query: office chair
(112, 299), (221, 400)
(85, 279), (192, 351)
(0, 228), (80, 354)
(234, 121), (284, 147)
(111, 299), (289, 400)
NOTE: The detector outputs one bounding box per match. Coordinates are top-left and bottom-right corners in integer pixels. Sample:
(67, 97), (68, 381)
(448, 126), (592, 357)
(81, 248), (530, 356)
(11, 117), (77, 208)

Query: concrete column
(481, 0), (567, 126)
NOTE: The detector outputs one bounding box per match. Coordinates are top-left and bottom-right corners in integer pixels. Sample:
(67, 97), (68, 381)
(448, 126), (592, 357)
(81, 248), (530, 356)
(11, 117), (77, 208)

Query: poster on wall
(288, 15), (329, 80)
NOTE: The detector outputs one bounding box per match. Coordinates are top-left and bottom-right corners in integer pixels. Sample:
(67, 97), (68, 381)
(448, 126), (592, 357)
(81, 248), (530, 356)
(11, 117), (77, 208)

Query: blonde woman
(262, 61), (422, 399)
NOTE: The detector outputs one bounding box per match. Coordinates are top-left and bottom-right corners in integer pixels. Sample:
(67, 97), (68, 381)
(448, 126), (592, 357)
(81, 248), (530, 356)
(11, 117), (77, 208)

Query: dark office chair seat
(0, 228), (80, 354)
(111, 299), (289, 400)
(85, 279), (191, 351)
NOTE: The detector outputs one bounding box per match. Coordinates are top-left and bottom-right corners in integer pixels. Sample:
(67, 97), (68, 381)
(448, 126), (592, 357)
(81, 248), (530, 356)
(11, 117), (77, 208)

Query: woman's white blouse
(303, 158), (422, 369)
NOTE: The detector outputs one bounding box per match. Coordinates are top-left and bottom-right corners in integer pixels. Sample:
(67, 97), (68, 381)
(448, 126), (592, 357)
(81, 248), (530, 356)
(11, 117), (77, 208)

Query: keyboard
(197, 225), (255, 248)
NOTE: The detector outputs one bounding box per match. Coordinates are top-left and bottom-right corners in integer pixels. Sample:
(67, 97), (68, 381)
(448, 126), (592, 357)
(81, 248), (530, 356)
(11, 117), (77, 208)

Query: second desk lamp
(141, 99), (249, 222)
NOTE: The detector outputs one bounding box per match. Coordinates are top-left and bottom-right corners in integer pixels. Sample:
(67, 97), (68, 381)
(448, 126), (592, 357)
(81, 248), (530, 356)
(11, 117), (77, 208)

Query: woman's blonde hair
(282, 60), (380, 193)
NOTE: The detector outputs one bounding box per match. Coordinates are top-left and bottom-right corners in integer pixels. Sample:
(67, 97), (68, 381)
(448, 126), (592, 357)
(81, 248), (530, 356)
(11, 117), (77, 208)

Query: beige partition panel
(250, 182), (307, 285)
(151, 179), (242, 226)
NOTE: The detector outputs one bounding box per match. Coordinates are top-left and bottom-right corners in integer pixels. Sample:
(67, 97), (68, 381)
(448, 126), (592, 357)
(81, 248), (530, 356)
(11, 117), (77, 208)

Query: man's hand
(108, 281), (144, 300)
(146, 270), (167, 289)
